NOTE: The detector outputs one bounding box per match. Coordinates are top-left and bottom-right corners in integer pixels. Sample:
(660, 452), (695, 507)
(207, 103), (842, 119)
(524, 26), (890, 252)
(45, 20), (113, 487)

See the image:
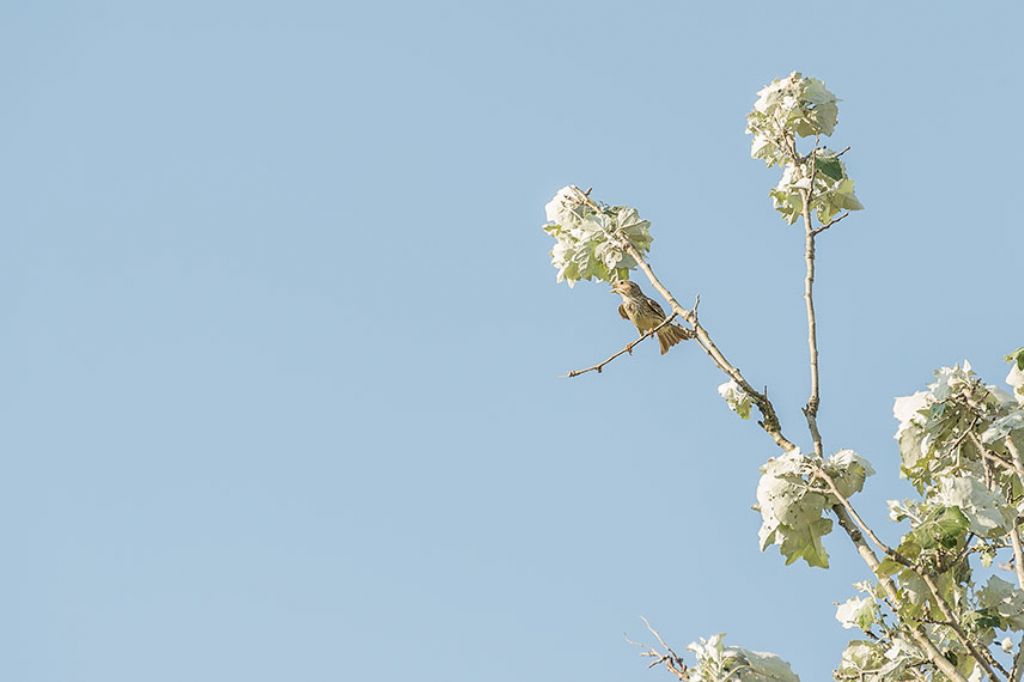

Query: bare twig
(811, 212), (850, 237)
(565, 314), (684, 378)
(626, 618), (688, 680)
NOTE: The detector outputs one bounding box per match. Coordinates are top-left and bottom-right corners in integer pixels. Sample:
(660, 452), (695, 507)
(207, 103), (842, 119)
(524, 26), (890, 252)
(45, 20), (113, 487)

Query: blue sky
(1, 2), (1021, 680)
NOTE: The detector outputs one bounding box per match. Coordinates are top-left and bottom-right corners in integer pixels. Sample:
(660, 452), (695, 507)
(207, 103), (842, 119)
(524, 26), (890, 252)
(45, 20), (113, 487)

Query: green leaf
(933, 476), (1014, 537)
(896, 504), (969, 556)
(816, 155), (843, 181)
(875, 558), (902, 579)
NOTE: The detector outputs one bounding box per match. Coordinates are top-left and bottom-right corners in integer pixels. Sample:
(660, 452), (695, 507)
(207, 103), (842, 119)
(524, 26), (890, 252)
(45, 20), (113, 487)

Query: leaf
(816, 155), (844, 181)
(835, 596), (878, 631)
(981, 409), (1024, 444)
(1004, 347), (1024, 370)
(825, 449), (875, 498)
(778, 517), (833, 568)
(932, 476), (1014, 537)
(894, 504), (969, 558)
(875, 558), (902, 579)
(756, 451), (833, 568)
(977, 576), (1024, 630)
(718, 380), (753, 420)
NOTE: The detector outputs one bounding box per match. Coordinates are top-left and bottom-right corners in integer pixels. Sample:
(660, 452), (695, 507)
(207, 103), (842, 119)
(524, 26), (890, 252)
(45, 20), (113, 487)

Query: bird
(611, 280), (693, 354)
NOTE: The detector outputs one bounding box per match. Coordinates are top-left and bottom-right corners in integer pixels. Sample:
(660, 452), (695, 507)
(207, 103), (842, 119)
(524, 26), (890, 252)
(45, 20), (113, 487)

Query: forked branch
(626, 618), (688, 680)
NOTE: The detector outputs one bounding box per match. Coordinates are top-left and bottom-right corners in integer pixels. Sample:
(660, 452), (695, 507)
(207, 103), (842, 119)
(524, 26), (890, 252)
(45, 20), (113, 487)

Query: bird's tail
(657, 323), (693, 355)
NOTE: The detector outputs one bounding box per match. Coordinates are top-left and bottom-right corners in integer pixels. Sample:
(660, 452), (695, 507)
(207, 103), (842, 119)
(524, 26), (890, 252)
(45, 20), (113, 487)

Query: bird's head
(611, 280), (642, 297)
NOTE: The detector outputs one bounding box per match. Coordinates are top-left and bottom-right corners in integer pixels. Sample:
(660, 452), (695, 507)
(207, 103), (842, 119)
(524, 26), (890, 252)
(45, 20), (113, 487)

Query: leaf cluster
(746, 72), (863, 225)
(754, 449), (874, 568)
(542, 186), (653, 287)
(687, 634), (799, 682)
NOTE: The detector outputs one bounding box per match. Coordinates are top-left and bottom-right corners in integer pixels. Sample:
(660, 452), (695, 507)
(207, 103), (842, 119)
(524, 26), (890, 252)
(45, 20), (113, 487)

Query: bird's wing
(648, 298), (667, 319)
(618, 304), (629, 320)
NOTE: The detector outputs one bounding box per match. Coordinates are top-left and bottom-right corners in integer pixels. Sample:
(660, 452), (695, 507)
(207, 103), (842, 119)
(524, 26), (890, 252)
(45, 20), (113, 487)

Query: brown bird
(611, 280), (693, 354)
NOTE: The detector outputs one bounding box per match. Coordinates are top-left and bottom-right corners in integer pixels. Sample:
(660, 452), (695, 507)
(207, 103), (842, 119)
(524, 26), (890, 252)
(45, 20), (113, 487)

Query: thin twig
(964, 430), (1019, 474)
(950, 416), (981, 454)
(565, 314), (682, 378)
(811, 212), (850, 237)
(640, 617), (673, 652)
(625, 618), (689, 680)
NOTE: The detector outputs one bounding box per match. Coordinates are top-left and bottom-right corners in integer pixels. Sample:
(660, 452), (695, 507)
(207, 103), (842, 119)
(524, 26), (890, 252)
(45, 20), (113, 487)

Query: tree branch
(800, 187), (824, 458)
(620, 242), (797, 453)
(789, 162), (977, 679)
(571, 188), (792, 452)
(1013, 641), (1024, 682)
(618, 223), (975, 681)
(820, 464), (1003, 680)
(1003, 437), (1024, 492)
(920, 572), (1007, 680)
(814, 468), (912, 566)
(830, 504), (970, 682)
(1003, 437), (1024, 682)
(565, 314), (684, 378)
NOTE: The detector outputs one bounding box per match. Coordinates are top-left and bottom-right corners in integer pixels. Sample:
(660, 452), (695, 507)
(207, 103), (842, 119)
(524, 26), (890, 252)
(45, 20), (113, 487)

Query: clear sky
(1, 2), (1021, 680)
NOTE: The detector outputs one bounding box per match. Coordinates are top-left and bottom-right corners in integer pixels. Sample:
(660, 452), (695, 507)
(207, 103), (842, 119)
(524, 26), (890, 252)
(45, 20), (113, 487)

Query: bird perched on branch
(611, 280), (693, 354)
